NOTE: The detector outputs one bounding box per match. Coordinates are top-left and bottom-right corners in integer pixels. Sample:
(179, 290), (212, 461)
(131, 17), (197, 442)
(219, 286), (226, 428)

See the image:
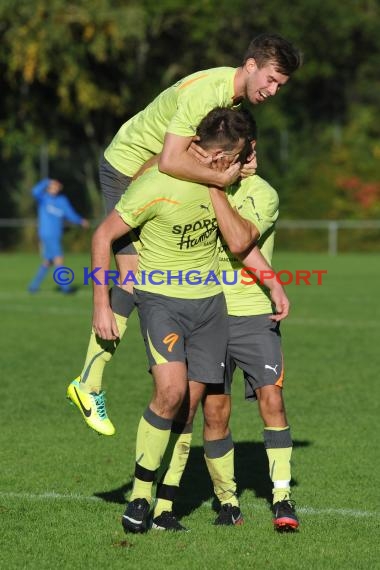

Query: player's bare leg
(257, 385), (299, 531)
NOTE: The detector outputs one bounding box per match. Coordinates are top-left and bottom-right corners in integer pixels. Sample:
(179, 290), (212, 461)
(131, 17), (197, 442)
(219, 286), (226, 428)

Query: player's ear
(245, 58), (257, 73)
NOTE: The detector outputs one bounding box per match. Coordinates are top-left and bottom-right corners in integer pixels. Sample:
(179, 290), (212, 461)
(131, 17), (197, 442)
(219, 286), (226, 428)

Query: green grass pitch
(1, 252), (379, 569)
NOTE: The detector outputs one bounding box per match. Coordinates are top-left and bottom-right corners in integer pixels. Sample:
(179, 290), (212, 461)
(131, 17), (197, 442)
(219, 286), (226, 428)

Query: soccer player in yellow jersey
(156, 122), (299, 531)
(204, 176), (299, 531)
(66, 34), (301, 432)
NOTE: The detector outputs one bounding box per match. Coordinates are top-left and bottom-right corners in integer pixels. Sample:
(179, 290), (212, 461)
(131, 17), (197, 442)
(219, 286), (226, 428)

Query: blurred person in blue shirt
(28, 178), (89, 293)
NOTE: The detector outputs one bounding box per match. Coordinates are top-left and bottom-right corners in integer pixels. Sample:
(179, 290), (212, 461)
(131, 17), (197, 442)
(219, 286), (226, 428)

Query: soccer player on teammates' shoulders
(67, 33), (302, 435)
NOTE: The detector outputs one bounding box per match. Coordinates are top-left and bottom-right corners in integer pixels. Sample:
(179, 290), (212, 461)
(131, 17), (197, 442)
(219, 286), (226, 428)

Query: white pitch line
(296, 506), (378, 518)
(0, 492), (378, 519)
(0, 491), (100, 502)
(199, 499), (379, 519)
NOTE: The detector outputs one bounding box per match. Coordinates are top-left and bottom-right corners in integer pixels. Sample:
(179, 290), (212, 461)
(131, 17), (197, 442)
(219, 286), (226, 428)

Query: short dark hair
(243, 33), (302, 75)
(196, 107), (254, 152)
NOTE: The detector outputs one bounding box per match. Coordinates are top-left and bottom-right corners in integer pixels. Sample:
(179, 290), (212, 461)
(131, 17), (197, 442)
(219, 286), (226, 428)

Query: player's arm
(134, 137), (231, 181)
(210, 187), (289, 320)
(242, 246), (290, 322)
(209, 187), (259, 255)
(224, 176), (288, 318)
(159, 132), (241, 187)
(62, 197), (87, 227)
(31, 179), (50, 200)
(91, 210), (132, 340)
(134, 138), (211, 180)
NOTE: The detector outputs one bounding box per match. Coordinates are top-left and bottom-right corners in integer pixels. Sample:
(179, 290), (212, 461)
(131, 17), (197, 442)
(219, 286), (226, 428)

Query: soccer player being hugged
(151, 114), (299, 531)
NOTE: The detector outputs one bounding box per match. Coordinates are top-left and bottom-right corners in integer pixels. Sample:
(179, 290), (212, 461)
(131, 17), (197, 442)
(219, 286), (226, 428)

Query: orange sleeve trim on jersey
(178, 74), (209, 90)
(133, 198), (180, 217)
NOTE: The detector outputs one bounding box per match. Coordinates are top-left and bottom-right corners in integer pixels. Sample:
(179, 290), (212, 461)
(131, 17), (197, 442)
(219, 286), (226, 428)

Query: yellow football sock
(130, 409), (172, 503)
(79, 312), (128, 393)
(264, 427), (293, 504)
(204, 434), (239, 507)
(154, 426), (193, 517)
(272, 485), (291, 503)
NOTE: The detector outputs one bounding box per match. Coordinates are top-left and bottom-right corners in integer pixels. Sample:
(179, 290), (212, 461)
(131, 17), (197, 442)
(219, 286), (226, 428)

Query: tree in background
(0, 0), (379, 249)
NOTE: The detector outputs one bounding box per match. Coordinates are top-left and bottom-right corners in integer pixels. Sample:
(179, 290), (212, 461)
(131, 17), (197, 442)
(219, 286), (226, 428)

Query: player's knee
(204, 416), (229, 433)
(203, 399), (230, 432)
(259, 387), (285, 416)
(156, 386), (186, 416)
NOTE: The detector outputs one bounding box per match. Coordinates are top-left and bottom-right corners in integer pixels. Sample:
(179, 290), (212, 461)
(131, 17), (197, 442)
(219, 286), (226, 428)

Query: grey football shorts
(134, 289), (228, 385)
(223, 314), (284, 401)
(99, 155), (139, 255)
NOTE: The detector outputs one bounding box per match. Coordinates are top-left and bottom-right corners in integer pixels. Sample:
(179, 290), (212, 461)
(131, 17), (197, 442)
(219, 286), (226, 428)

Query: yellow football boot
(66, 378), (115, 436)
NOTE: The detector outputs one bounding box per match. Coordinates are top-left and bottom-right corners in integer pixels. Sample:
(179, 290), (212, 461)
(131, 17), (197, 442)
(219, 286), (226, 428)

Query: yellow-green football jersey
(105, 67), (237, 176)
(115, 165), (222, 299)
(220, 175), (279, 316)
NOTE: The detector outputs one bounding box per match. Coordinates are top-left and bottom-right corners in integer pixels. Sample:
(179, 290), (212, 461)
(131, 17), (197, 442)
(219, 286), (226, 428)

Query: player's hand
(241, 141), (257, 178)
(219, 161), (241, 187)
(240, 150), (257, 178)
(92, 305), (120, 340)
(210, 154), (230, 172)
(188, 139), (212, 165)
(208, 155), (241, 189)
(268, 282), (290, 322)
(81, 219), (90, 229)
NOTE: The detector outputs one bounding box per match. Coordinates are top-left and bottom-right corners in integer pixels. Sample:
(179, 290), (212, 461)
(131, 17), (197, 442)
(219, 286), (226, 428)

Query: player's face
(245, 60), (289, 104)
(48, 180), (63, 195)
(212, 137), (246, 166)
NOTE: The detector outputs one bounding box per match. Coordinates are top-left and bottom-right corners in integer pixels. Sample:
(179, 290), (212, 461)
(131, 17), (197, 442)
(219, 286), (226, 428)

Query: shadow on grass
(54, 284), (82, 295)
(94, 439), (310, 516)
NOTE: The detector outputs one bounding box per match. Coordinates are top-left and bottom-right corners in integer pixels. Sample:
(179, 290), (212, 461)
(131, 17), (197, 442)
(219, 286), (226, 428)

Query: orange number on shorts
(163, 333), (179, 353)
